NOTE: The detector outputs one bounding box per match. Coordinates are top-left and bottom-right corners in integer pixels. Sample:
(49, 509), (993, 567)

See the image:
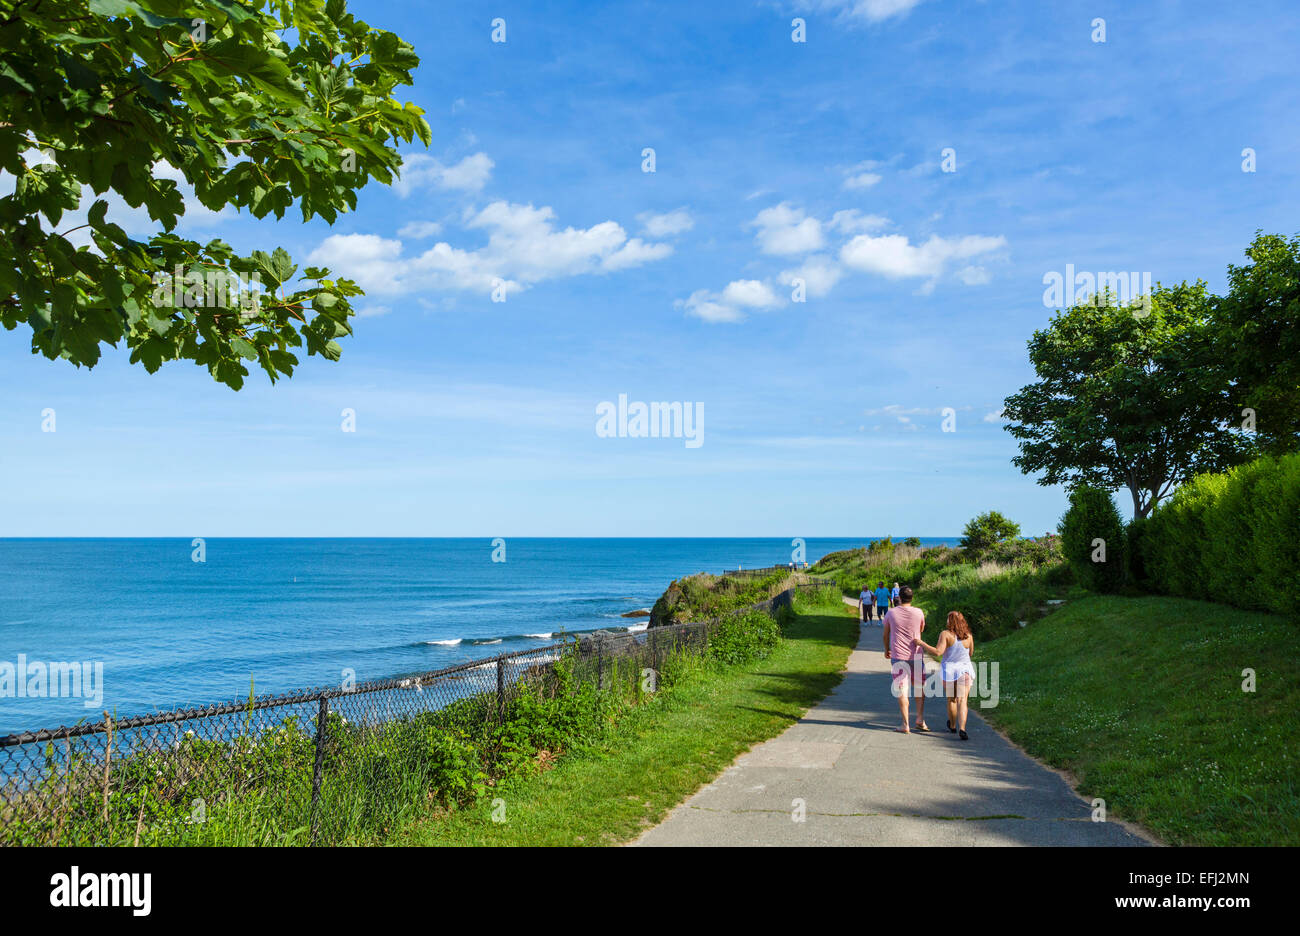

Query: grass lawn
(395, 597), (858, 846)
(978, 593), (1300, 845)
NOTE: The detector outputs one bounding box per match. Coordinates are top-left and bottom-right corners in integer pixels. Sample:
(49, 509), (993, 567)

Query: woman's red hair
(946, 611), (971, 640)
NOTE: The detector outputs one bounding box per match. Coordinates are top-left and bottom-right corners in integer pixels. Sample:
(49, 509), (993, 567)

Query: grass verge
(395, 596), (857, 846)
(978, 593), (1300, 845)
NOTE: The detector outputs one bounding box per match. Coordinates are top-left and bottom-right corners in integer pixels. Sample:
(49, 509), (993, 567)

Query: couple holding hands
(880, 585), (976, 739)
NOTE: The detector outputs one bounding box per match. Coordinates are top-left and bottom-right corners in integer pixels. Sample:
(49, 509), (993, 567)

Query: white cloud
(841, 158), (887, 190)
(752, 202), (825, 255)
(779, 255), (843, 298)
(829, 209), (890, 234)
(602, 237), (674, 271)
(440, 153), (494, 191)
(309, 200), (672, 298)
(677, 279), (781, 323)
(842, 171), (882, 190)
(638, 207), (694, 238)
(356, 305), (392, 318)
(984, 408), (1008, 423)
(398, 220), (443, 238)
(677, 207), (1001, 322)
(721, 279), (780, 309)
(307, 233), (407, 289)
(840, 232), (1006, 283)
(803, 0), (927, 24)
(866, 405), (934, 417)
(463, 201), (626, 280)
(863, 404), (935, 431)
(394, 152), (494, 195)
(677, 289), (745, 324)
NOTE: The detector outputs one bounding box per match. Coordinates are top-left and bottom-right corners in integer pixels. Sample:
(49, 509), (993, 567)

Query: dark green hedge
(1060, 486), (1127, 593)
(1141, 451), (1300, 615)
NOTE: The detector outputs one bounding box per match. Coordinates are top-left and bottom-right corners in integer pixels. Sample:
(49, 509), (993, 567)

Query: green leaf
(231, 337), (259, 360)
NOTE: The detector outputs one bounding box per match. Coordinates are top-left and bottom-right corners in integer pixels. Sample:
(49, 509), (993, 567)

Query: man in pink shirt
(882, 585), (928, 733)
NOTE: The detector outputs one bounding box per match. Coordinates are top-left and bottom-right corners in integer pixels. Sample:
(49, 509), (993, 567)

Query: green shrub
(1145, 472), (1225, 598)
(985, 534), (1062, 568)
(1143, 452), (1300, 615)
(910, 563), (1058, 642)
(793, 584), (842, 612)
(808, 536), (1068, 642)
(959, 511), (1022, 561)
(1254, 455), (1300, 612)
(1060, 487), (1127, 593)
(1043, 557), (1074, 587)
(708, 609), (780, 666)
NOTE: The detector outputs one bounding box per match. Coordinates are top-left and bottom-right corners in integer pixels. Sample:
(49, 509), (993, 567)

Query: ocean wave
(410, 623), (642, 649)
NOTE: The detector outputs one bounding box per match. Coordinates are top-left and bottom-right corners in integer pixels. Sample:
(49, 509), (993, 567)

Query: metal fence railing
(720, 564), (804, 577)
(718, 565), (835, 583)
(0, 608), (777, 847)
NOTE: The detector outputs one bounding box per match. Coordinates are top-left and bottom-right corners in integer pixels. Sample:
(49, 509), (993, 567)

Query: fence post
(651, 627), (658, 674)
(496, 659), (506, 721)
(310, 694), (328, 845)
(596, 638), (604, 691)
(101, 712), (113, 827)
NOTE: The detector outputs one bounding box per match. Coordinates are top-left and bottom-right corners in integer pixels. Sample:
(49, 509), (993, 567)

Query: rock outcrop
(648, 581), (690, 629)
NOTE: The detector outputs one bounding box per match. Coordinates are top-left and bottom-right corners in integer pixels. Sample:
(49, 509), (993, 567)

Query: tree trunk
(1130, 484), (1146, 520)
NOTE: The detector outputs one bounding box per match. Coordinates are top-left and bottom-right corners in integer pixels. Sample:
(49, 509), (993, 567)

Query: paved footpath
(634, 603), (1149, 847)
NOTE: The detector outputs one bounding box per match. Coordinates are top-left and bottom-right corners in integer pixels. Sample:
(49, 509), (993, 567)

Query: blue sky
(2, 0), (1298, 536)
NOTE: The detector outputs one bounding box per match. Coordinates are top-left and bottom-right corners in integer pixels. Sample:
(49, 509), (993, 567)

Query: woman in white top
(917, 611), (975, 740)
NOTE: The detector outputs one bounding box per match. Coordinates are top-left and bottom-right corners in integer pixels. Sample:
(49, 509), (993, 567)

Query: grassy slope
(397, 599), (857, 846)
(979, 594), (1300, 845)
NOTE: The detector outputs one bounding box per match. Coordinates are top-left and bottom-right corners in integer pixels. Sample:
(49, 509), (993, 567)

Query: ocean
(0, 537), (957, 734)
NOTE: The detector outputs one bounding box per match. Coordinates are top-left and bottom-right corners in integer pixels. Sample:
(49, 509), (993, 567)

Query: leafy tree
(0, 0), (430, 389)
(1213, 232), (1300, 454)
(1002, 283), (1253, 519)
(959, 511), (1021, 560)
(1059, 486), (1126, 593)
(902, 536), (921, 548)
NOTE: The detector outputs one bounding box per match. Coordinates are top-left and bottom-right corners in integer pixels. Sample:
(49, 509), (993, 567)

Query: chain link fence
(0, 611), (754, 847)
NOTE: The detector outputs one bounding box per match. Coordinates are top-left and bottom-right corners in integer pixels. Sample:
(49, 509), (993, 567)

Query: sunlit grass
(979, 594), (1300, 845)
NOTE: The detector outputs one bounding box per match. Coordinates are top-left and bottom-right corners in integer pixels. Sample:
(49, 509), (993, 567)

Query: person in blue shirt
(874, 582), (891, 623)
(891, 582), (901, 607)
